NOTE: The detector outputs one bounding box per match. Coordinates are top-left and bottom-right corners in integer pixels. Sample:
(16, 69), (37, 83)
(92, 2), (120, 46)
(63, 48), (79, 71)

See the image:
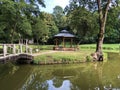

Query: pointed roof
(54, 30), (75, 38)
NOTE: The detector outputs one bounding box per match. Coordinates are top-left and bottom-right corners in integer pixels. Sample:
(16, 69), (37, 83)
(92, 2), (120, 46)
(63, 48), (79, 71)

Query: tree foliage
(0, 0), (120, 46)
(32, 18), (49, 44)
(67, 7), (99, 43)
(53, 6), (67, 30)
(0, 0), (45, 43)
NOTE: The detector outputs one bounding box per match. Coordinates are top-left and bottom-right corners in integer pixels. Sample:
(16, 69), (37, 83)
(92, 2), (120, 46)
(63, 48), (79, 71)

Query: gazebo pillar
(70, 38), (73, 48)
(55, 38), (58, 47)
(63, 37), (65, 48)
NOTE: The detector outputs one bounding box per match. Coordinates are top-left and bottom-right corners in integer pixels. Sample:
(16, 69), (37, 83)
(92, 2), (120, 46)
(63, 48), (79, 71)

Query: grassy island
(29, 44), (120, 65)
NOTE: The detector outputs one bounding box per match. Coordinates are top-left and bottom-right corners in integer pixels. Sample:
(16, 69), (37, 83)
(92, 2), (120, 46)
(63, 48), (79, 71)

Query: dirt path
(33, 50), (59, 56)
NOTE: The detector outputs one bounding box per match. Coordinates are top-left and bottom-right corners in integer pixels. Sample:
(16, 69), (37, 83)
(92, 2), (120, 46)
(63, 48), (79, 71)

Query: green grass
(29, 44), (120, 53)
(33, 50), (94, 64)
(80, 44), (120, 52)
(32, 44), (120, 64)
(29, 45), (53, 53)
(33, 50), (108, 64)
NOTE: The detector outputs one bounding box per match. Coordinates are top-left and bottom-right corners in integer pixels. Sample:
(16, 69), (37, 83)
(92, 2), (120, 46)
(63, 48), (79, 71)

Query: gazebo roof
(54, 30), (75, 38)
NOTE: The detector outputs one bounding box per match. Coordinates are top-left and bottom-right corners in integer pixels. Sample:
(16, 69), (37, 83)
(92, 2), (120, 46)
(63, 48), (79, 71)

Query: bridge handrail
(0, 44), (33, 58)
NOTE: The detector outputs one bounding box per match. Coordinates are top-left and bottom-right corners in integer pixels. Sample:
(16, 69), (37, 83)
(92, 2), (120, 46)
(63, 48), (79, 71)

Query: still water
(0, 58), (120, 90)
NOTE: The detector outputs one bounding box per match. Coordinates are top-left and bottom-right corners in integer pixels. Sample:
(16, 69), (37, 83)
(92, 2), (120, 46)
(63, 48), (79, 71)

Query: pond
(0, 55), (120, 90)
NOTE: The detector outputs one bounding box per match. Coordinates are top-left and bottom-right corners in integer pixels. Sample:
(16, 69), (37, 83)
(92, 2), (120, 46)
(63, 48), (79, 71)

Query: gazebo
(53, 30), (76, 51)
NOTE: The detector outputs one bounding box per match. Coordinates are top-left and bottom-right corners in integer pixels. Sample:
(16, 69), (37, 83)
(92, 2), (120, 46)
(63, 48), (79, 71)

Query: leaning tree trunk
(96, 0), (110, 61)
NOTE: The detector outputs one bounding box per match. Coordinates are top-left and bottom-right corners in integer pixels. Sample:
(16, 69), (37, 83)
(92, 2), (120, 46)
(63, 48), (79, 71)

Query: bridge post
(30, 48), (32, 55)
(18, 49), (20, 54)
(25, 45), (28, 53)
(13, 44), (16, 54)
(3, 44), (7, 57)
(20, 44), (23, 53)
(25, 39), (28, 53)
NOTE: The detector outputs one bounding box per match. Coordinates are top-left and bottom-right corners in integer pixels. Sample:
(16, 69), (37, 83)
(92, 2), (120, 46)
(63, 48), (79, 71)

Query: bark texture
(96, 0), (111, 60)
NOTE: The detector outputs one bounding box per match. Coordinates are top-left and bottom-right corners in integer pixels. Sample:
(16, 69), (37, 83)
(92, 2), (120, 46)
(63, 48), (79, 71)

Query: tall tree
(53, 6), (67, 30)
(41, 12), (58, 38)
(0, 0), (45, 43)
(105, 5), (120, 43)
(67, 7), (98, 44)
(32, 18), (49, 44)
(65, 0), (99, 44)
(66, 0), (120, 60)
(96, 0), (111, 60)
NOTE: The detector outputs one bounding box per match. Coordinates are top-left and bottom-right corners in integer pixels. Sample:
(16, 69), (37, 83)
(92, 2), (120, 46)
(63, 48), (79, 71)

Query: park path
(33, 50), (59, 56)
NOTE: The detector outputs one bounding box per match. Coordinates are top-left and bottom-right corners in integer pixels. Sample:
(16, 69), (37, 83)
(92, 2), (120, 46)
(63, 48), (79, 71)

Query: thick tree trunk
(96, 22), (105, 61)
(96, 27), (104, 53)
(96, 0), (110, 61)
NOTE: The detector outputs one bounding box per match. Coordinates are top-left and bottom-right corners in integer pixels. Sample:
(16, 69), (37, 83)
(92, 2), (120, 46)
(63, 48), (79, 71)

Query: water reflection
(6, 63), (120, 90)
(47, 79), (71, 90)
(1, 57), (120, 90)
(21, 73), (36, 90)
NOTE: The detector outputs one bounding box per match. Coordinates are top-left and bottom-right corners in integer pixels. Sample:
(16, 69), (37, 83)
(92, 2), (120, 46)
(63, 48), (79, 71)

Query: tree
(18, 17), (32, 40)
(65, 0), (99, 44)
(96, 0), (111, 59)
(53, 6), (67, 30)
(0, 0), (45, 43)
(41, 12), (59, 44)
(105, 5), (120, 43)
(68, 7), (99, 44)
(66, 0), (120, 60)
(32, 18), (49, 44)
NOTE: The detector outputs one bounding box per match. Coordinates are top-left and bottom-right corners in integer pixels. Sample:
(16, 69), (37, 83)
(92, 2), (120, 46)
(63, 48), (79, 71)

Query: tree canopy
(0, 0), (120, 46)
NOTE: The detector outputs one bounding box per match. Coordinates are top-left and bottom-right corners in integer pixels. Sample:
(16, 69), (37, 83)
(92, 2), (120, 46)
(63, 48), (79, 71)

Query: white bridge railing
(0, 44), (32, 58)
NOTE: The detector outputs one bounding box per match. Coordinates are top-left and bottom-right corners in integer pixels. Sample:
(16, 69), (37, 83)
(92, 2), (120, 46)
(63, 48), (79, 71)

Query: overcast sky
(40, 0), (69, 13)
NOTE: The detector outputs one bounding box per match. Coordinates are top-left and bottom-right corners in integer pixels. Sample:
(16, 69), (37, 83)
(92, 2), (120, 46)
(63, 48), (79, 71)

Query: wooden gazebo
(53, 30), (76, 51)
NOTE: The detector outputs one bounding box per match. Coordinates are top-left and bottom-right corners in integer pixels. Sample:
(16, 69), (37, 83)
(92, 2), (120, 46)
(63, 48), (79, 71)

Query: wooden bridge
(0, 44), (33, 63)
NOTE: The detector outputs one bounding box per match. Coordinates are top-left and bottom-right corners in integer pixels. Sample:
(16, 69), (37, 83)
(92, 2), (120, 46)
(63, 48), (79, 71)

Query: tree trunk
(96, 22), (105, 61)
(36, 39), (39, 45)
(96, 0), (110, 61)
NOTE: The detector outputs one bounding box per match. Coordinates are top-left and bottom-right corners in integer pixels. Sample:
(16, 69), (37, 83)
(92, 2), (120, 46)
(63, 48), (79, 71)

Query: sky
(40, 0), (69, 13)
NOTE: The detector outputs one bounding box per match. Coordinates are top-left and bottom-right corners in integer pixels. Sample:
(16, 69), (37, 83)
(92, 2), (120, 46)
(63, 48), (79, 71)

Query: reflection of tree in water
(52, 77), (63, 87)
(20, 68), (52, 90)
(47, 79), (72, 90)
(19, 61), (120, 90)
(93, 62), (104, 89)
(69, 62), (105, 90)
(21, 73), (72, 90)
(50, 64), (102, 90)
(102, 59), (120, 88)
(20, 65), (77, 90)
(0, 63), (19, 78)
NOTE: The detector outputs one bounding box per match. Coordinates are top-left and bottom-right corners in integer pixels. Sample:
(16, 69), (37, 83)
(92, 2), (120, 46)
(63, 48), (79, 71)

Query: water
(0, 57), (120, 90)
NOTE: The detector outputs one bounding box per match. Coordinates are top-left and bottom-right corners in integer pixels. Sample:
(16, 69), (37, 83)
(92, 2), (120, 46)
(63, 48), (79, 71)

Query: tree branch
(103, 0), (111, 23)
(97, 0), (103, 21)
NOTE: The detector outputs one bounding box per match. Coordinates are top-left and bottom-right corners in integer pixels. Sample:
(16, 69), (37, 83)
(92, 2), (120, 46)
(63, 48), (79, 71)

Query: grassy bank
(30, 44), (119, 64)
(33, 50), (108, 64)
(33, 51), (93, 64)
(80, 44), (120, 52)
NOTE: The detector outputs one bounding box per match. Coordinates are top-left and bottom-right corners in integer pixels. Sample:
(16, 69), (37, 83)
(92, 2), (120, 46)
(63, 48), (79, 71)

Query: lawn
(80, 44), (120, 52)
(33, 50), (94, 64)
(29, 44), (120, 53)
(30, 44), (119, 64)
